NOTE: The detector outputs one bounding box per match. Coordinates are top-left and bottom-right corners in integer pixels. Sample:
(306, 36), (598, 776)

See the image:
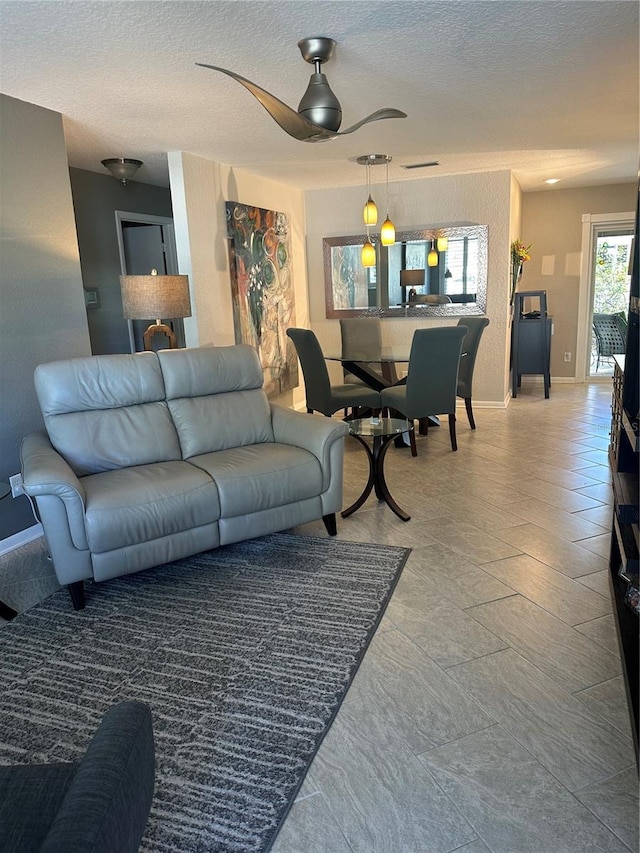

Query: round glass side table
(342, 417), (413, 522)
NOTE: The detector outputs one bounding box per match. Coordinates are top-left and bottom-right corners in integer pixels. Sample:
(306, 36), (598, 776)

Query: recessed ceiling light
(545, 178), (560, 184)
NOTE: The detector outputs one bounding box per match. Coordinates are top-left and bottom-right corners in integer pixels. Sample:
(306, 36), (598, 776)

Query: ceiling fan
(197, 37), (407, 143)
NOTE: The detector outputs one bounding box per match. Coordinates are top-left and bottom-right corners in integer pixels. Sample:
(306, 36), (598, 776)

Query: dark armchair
(0, 700), (155, 853)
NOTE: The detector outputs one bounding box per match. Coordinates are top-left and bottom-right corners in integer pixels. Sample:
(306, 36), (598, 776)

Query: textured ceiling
(1, 0), (638, 191)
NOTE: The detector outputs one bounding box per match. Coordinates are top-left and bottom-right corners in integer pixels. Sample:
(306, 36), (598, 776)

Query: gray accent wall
(1, 95), (91, 540)
(69, 168), (173, 355)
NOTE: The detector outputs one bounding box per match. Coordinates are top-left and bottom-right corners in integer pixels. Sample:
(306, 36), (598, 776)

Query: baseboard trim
(0, 523), (44, 557)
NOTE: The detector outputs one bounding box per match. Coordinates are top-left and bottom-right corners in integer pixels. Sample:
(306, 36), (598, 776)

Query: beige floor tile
(386, 567), (508, 668)
(466, 594), (621, 692)
(577, 569), (612, 597)
(447, 649), (632, 791)
(481, 553), (611, 625)
(507, 496), (609, 541)
(575, 504), (614, 527)
(417, 517), (523, 564)
(493, 522), (610, 578)
(574, 614), (619, 655)
(421, 725), (631, 853)
(577, 532), (613, 559)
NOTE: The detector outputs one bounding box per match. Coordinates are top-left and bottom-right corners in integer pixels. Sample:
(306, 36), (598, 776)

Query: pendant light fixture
(362, 159), (378, 226)
(361, 235), (376, 267)
(357, 154), (396, 267)
(437, 234), (448, 252)
(380, 156), (396, 246)
(427, 240), (439, 267)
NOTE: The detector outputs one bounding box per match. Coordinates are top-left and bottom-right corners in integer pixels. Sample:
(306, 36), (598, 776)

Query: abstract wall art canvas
(226, 202), (299, 397)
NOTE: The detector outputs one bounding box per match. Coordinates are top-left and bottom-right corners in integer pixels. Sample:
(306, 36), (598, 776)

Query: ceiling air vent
(401, 161), (440, 170)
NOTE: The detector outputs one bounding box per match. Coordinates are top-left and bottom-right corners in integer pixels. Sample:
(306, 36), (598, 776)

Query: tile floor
(1, 380), (638, 853)
(276, 380), (639, 853)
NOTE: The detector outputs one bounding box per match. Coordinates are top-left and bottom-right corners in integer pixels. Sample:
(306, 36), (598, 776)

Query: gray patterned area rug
(0, 533), (409, 852)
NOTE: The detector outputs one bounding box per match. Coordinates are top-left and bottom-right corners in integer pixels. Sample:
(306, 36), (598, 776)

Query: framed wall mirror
(323, 224), (488, 318)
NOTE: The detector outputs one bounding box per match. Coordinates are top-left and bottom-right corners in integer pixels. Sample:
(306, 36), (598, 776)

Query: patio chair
(592, 312), (627, 371)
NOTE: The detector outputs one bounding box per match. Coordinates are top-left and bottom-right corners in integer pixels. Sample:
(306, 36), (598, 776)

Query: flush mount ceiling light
(101, 158), (143, 185)
(197, 37), (407, 143)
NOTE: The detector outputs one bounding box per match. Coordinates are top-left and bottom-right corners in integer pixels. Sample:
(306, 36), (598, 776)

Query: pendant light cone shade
(363, 195), (378, 226)
(427, 244), (439, 267)
(380, 216), (396, 245)
(437, 236), (448, 252)
(361, 239), (376, 267)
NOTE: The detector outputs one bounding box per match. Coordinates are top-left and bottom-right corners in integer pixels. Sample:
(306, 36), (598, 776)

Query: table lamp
(120, 269), (191, 351)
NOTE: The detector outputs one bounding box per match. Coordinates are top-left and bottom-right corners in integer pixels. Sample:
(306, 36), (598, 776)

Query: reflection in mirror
(323, 225), (488, 318)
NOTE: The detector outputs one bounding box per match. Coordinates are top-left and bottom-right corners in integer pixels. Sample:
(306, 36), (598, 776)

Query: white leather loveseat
(21, 344), (348, 610)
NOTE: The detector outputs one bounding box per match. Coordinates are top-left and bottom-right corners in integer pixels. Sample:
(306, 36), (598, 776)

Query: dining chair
(286, 327), (381, 417)
(340, 317), (398, 386)
(414, 294), (453, 304)
(456, 316), (490, 429)
(380, 326), (467, 455)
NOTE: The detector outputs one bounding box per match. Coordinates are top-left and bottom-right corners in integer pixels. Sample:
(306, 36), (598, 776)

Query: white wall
(168, 151), (308, 409)
(0, 95), (90, 539)
(305, 170), (515, 406)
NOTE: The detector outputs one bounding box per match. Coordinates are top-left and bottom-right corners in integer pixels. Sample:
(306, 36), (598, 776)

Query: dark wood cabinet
(511, 291), (552, 398)
(608, 197), (639, 767)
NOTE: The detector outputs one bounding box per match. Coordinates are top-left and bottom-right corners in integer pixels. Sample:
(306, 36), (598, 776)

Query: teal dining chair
(456, 316), (490, 429)
(380, 326), (467, 455)
(287, 327), (381, 417)
(340, 317), (398, 386)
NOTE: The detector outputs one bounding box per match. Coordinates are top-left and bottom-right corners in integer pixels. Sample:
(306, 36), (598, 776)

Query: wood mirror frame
(323, 224), (488, 318)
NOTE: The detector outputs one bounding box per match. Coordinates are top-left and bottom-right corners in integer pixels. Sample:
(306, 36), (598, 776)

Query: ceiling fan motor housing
(298, 73), (342, 131)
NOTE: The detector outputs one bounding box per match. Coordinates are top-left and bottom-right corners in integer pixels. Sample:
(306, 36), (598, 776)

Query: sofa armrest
(270, 405), (349, 488)
(21, 432), (87, 549)
(40, 701), (155, 853)
(21, 433), (85, 502)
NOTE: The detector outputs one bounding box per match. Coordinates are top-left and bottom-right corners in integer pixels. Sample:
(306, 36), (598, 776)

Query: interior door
(116, 213), (181, 352)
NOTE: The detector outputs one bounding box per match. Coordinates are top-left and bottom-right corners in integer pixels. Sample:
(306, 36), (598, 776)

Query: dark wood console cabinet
(607, 204), (639, 766)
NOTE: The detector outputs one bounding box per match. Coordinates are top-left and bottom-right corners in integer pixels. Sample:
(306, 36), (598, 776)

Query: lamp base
(143, 322), (177, 351)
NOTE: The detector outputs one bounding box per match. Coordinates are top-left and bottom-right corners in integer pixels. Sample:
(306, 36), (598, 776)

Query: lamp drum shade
(399, 269), (426, 288)
(120, 274), (191, 320)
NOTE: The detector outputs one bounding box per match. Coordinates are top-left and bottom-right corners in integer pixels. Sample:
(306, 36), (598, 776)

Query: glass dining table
(324, 346), (410, 391)
(325, 346), (443, 434)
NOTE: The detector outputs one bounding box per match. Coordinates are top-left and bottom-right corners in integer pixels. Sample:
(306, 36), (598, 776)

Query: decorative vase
(510, 262), (523, 305)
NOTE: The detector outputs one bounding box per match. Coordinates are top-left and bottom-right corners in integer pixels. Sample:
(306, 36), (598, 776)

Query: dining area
(286, 316), (489, 522)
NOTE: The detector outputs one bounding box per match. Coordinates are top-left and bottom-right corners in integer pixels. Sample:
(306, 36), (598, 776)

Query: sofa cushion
(82, 461), (220, 553)
(158, 346), (275, 456)
(189, 444), (323, 517)
(34, 353), (181, 476)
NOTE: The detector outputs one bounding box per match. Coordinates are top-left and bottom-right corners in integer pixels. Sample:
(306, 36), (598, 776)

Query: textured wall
(305, 170), (513, 406)
(0, 95), (91, 539)
(168, 151), (309, 410)
(69, 168), (173, 355)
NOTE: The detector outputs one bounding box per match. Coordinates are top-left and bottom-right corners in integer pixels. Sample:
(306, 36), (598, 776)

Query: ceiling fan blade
(337, 108), (408, 136)
(196, 63), (336, 142)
